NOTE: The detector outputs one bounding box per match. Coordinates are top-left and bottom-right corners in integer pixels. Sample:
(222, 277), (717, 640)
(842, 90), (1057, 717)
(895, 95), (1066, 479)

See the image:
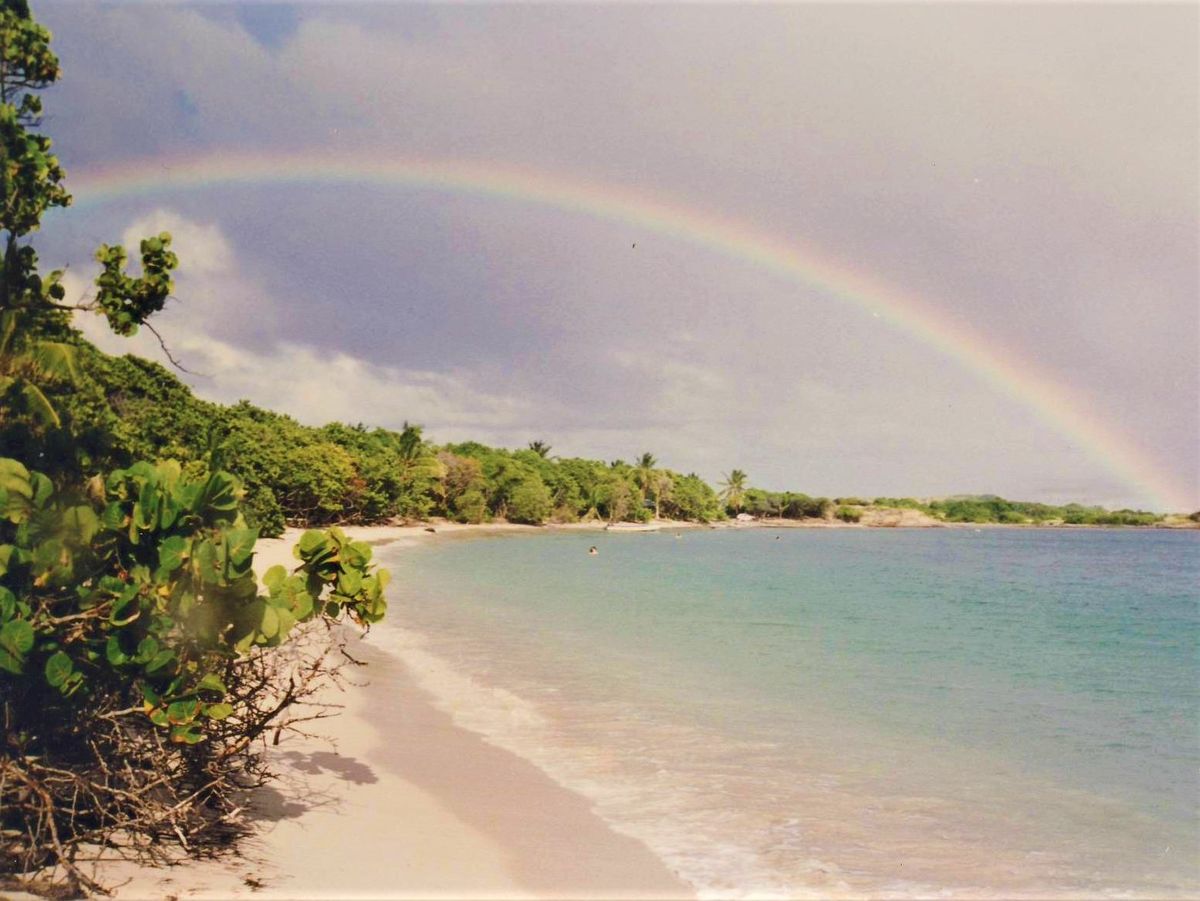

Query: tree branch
(143, 320), (207, 377)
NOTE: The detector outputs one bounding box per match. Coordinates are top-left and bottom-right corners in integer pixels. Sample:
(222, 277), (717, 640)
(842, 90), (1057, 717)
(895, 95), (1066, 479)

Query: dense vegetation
(0, 3), (388, 893)
(0, 1), (1184, 894)
(50, 343), (1173, 534)
(54, 348), (726, 532)
(871, 495), (1165, 526)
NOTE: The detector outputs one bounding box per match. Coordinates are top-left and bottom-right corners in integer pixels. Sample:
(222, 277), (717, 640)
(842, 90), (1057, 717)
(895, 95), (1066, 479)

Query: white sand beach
(94, 525), (693, 900)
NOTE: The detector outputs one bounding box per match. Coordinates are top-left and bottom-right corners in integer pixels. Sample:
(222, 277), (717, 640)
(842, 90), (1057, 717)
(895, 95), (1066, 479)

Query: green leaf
(204, 702), (233, 721)
(198, 471), (240, 516)
(135, 636), (159, 663)
(145, 648), (175, 674)
(296, 530), (328, 559)
(262, 564), (287, 594)
(0, 620), (33, 673)
(29, 472), (53, 508)
(268, 572), (314, 621)
(196, 672), (226, 695)
(337, 568), (362, 596)
(274, 607), (296, 641)
(62, 504), (100, 543)
(167, 698), (201, 724)
(170, 724), (205, 744)
(0, 459), (32, 523)
(105, 635), (130, 667)
(344, 541), (372, 568)
(259, 604), (280, 639)
(1, 619), (34, 654)
(157, 534), (187, 574)
(193, 539), (220, 585)
(100, 501), (125, 530)
(19, 382), (60, 428)
(225, 527), (258, 568)
(109, 587), (140, 626)
(135, 480), (160, 531)
(44, 650), (73, 688)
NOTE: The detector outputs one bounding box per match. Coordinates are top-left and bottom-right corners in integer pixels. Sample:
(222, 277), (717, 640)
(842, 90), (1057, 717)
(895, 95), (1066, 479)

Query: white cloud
(41, 2), (1197, 508)
(122, 210), (233, 276)
(69, 212), (538, 437)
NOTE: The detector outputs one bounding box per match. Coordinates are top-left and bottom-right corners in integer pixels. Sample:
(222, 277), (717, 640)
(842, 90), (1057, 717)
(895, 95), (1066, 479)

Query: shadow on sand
(249, 749), (378, 822)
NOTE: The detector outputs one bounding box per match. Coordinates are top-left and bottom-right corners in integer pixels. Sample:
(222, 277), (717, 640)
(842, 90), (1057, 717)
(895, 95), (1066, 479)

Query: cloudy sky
(34, 2), (1198, 510)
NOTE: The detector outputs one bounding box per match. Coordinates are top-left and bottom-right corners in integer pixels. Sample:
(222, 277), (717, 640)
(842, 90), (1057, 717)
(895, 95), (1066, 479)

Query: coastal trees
(0, 4), (390, 888)
(29, 348), (1172, 531)
(719, 469), (749, 515)
(280, 442), (357, 523)
(506, 474), (553, 524)
(650, 470), (673, 520)
(635, 452), (661, 518)
(437, 451), (488, 522)
(664, 473), (722, 521)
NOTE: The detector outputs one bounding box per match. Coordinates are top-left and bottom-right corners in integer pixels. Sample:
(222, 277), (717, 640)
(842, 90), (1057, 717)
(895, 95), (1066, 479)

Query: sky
(31, 2), (1199, 511)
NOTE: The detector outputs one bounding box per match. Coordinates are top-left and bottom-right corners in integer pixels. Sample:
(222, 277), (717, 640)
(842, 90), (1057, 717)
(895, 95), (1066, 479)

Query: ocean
(374, 527), (1199, 898)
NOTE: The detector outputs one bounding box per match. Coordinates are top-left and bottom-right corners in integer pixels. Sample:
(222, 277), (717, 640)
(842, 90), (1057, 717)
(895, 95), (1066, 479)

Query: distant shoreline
(351, 513), (1200, 537)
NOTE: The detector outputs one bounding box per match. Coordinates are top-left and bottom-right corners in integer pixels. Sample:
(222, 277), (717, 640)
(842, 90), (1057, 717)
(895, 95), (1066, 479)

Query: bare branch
(142, 320), (207, 377)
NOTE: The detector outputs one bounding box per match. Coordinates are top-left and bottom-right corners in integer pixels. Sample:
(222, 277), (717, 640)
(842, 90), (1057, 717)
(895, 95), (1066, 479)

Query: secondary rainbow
(64, 153), (1190, 511)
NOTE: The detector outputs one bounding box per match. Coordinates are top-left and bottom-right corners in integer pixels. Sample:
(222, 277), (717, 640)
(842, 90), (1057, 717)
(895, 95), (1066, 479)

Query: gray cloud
(35, 2), (1199, 509)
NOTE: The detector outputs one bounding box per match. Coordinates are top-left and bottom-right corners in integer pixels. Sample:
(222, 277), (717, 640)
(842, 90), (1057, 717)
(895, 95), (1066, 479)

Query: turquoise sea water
(375, 528), (1199, 898)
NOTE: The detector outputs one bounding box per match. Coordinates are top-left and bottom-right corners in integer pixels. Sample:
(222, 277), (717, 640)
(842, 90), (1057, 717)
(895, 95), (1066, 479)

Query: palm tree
(527, 440), (552, 458)
(635, 452), (658, 517)
(651, 470), (673, 520)
(0, 310), (77, 428)
(720, 469), (749, 514)
(396, 421), (424, 462)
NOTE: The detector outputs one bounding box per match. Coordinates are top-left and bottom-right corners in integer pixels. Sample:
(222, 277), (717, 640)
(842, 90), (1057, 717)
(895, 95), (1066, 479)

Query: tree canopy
(0, 5), (389, 891)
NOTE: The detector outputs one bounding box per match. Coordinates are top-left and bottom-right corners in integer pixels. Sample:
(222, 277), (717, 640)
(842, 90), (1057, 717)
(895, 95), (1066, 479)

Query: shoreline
(93, 525), (693, 900)
(76, 521), (1195, 899)
(287, 516), (1200, 538)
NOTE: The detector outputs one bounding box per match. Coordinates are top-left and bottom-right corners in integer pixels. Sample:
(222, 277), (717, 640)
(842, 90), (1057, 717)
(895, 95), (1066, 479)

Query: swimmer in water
(588, 546), (598, 556)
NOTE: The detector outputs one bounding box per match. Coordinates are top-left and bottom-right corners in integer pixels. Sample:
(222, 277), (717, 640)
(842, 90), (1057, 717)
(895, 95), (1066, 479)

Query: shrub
(452, 487), (488, 524)
(0, 458), (387, 888)
(0, 7), (391, 889)
(279, 443), (357, 524)
(506, 476), (552, 524)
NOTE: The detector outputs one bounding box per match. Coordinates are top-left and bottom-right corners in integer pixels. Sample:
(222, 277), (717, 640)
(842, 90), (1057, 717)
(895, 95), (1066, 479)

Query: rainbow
(64, 153), (1192, 511)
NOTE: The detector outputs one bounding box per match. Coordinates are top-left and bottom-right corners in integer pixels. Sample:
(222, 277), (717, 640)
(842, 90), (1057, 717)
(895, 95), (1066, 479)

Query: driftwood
(0, 621), (360, 896)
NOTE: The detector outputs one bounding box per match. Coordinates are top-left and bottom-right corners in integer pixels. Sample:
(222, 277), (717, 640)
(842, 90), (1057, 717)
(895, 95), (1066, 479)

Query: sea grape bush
(93, 235), (179, 337)
(0, 456), (387, 744)
(0, 2), (394, 889)
(1, 450), (389, 889)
